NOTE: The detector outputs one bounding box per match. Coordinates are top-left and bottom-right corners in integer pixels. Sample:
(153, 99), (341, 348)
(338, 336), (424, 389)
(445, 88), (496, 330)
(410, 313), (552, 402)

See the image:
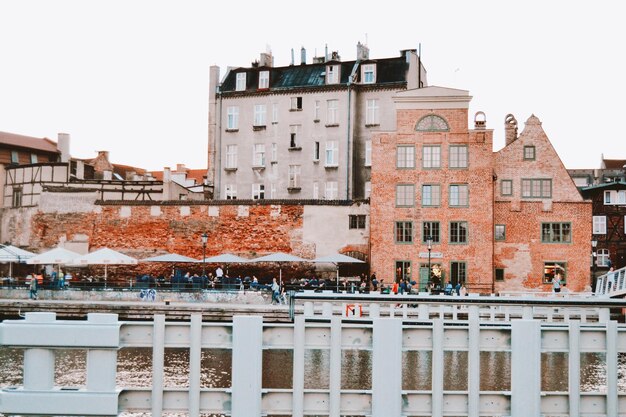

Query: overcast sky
(1, 0), (624, 171)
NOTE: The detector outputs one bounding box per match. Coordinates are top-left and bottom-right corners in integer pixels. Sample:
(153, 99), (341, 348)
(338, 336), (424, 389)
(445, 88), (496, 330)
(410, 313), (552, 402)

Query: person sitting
(444, 282), (453, 295)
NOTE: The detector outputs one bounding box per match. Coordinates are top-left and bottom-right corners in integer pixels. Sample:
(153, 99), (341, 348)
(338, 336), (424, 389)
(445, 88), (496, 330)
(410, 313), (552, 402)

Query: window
(314, 142), (320, 161)
(326, 65), (339, 84)
(541, 222), (571, 243)
(252, 184), (265, 200)
(365, 140), (372, 167)
(604, 190), (626, 205)
(523, 145), (536, 160)
(225, 145), (237, 169)
(396, 145), (415, 168)
(235, 72), (246, 91)
(543, 262), (566, 284)
(450, 221), (468, 244)
(593, 216), (607, 234)
(290, 97), (303, 111)
(271, 143), (277, 162)
(224, 184), (237, 200)
(253, 144), (266, 167)
(30, 154), (38, 164)
(253, 104), (267, 126)
(11, 188), (22, 207)
(597, 249), (610, 267)
(422, 184), (441, 207)
(495, 268), (505, 282)
(325, 141), (338, 166)
(365, 99), (379, 125)
(272, 103), (278, 123)
(501, 180), (513, 196)
(324, 181), (338, 199)
(395, 261), (412, 282)
(288, 165), (301, 188)
(364, 181), (371, 198)
(10, 151), (18, 164)
(423, 145), (441, 169)
(349, 215), (367, 229)
(327, 100), (339, 125)
(313, 182), (319, 199)
(226, 106), (239, 130)
(449, 145), (468, 168)
(259, 70), (269, 89)
(395, 221), (413, 243)
(521, 179), (552, 198)
(314, 100), (320, 121)
(495, 224), (506, 241)
(290, 125), (300, 148)
(415, 114), (449, 132)
(423, 221), (440, 243)
(450, 261), (467, 285)
(362, 64), (376, 84)
(396, 184), (415, 207)
(449, 184), (469, 207)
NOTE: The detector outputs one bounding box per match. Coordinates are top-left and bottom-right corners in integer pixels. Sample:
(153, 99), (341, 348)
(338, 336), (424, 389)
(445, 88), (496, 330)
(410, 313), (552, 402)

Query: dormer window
(235, 72), (246, 91)
(326, 65), (339, 84)
(258, 71), (269, 89)
(362, 64), (376, 84)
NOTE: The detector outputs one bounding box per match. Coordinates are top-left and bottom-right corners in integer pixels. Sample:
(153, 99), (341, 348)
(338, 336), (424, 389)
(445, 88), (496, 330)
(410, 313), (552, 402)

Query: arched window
(415, 114), (449, 132)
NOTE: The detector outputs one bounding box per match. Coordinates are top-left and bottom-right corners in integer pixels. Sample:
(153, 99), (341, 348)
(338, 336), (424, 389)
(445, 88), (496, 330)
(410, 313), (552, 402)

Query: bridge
(1, 294), (625, 417)
(595, 265), (626, 298)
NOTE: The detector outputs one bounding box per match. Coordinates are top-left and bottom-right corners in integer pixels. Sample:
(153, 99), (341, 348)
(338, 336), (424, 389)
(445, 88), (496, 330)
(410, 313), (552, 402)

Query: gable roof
(0, 131), (59, 154)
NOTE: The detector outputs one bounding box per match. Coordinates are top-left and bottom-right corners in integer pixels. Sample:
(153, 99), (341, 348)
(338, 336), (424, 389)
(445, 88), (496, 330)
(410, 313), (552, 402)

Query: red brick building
(370, 87), (592, 293)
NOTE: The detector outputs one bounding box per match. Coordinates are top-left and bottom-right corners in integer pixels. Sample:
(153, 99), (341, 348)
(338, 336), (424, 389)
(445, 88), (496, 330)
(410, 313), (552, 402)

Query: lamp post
(201, 232), (208, 277)
(591, 239), (598, 291)
(426, 236), (433, 289)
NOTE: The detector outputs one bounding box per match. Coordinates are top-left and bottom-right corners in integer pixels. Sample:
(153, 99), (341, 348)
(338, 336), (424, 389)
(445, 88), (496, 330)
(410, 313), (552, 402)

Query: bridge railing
(2, 300), (626, 417)
(596, 265), (626, 296)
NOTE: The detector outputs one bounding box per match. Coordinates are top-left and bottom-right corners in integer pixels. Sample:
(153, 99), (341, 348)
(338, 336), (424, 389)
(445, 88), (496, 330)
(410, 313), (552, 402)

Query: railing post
(232, 316), (263, 417)
(568, 320), (580, 417)
(511, 320), (541, 416)
(468, 306), (480, 417)
(86, 314), (118, 392)
(372, 318), (402, 417)
(431, 319), (444, 417)
(606, 320), (618, 416)
(329, 316), (341, 417)
(369, 303), (380, 318)
(292, 316), (305, 417)
(189, 314), (202, 417)
(151, 314), (165, 416)
(304, 301), (314, 317)
(23, 313), (56, 391)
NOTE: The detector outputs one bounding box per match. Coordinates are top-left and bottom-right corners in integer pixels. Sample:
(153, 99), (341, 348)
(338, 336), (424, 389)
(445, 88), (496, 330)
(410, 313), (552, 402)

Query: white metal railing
(595, 265), (626, 296)
(1, 309), (626, 416)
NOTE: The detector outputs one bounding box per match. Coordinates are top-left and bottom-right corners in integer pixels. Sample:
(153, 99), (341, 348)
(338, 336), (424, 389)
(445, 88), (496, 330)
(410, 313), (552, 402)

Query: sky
(1, 0), (624, 171)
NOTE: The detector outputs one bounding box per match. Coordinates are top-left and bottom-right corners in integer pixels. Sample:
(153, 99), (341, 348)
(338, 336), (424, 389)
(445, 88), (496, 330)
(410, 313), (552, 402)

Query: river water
(1, 347), (625, 417)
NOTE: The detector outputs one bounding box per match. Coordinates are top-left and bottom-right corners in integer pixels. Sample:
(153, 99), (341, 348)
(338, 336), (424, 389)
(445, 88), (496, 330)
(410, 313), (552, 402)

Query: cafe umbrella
(73, 248), (138, 289)
(311, 253), (365, 290)
(249, 252), (306, 286)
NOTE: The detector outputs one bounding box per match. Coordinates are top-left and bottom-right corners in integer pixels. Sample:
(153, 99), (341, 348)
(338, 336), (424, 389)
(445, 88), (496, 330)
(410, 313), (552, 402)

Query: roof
(150, 168), (206, 185)
(602, 158), (626, 170)
(0, 131), (59, 154)
(220, 55), (409, 94)
(580, 180), (626, 192)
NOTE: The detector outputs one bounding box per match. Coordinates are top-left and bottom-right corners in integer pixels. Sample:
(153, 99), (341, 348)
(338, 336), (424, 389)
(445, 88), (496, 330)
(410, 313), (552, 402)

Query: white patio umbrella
(250, 252), (307, 286)
(74, 248), (138, 288)
(311, 253), (365, 290)
(0, 245), (36, 277)
(27, 247), (82, 285)
(201, 253), (248, 275)
(142, 253), (199, 263)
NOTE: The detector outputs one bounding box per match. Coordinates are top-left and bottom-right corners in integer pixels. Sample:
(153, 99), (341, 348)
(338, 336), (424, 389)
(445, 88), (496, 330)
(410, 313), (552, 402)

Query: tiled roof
(602, 159), (626, 169)
(0, 131), (59, 153)
(149, 168), (206, 185)
(220, 55), (409, 94)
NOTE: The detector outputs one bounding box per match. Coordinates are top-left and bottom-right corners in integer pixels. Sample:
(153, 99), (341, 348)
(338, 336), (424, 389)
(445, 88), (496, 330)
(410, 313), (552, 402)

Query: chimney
(331, 51), (341, 61)
(103, 170), (112, 181)
(57, 133), (70, 162)
(300, 46), (306, 65)
(291, 48), (294, 66)
(325, 44), (328, 62)
(474, 111), (486, 130)
(176, 163), (187, 172)
(163, 167), (171, 183)
(356, 42), (369, 61)
(259, 52), (273, 67)
(504, 114), (518, 146)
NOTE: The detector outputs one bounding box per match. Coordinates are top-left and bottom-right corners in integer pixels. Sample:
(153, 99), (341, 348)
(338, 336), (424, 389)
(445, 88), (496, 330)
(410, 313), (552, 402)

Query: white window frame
(365, 99), (379, 125)
(449, 145), (468, 168)
(326, 65), (339, 84)
(604, 190), (626, 205)
(327, 100), (339, 125)
(313, 141), (320, 161)
(30, 154), (38, 164)
(396, 184), (415, 207)
(11, 151), (18, 164)
(252, 183), (265, 200)
(449, 184), (469, 207)
(227, 106), (239, 130)
(288, 165), (301, 188)
(224, 184), (237, 200)
(365, 139), (372, 167)
(253, 104), (266, 126)
(593, 215), (607, 234)
(422, 184), (441, 207)
(225, 145), (237, 169)
(396, 145), (415, 168)
(235, 72), (246, 91)
(423, 145), (441, 168)
(253, 144), (266, 167)
(258, 70), (269, 89)
(597, 248), (610, 267)
(362, 64), (376, 84)
(325, 181), (338, 199)
(290, 97), (302, 111)
(364, 181), (371, 199)
(325, 141), (338, 167)
(314, 100), (320, 120)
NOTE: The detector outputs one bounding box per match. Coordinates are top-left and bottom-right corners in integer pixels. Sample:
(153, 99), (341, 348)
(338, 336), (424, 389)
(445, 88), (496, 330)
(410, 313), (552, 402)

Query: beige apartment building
(208, 43), (427, 200)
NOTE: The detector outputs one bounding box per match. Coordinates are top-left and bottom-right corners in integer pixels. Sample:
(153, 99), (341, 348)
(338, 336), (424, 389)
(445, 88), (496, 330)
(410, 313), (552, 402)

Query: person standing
(29, 275), (38, 300)
(552, 273), (561, 293)
(215, 265), (224, 281)
(271, 277), (280, 304)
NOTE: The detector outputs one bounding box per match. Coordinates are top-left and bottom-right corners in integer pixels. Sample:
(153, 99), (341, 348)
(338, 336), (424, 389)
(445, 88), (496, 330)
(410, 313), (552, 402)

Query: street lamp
(591, 239), (598, 290)
(201, 232), (208, 277)
(426, 236), (433, 290)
